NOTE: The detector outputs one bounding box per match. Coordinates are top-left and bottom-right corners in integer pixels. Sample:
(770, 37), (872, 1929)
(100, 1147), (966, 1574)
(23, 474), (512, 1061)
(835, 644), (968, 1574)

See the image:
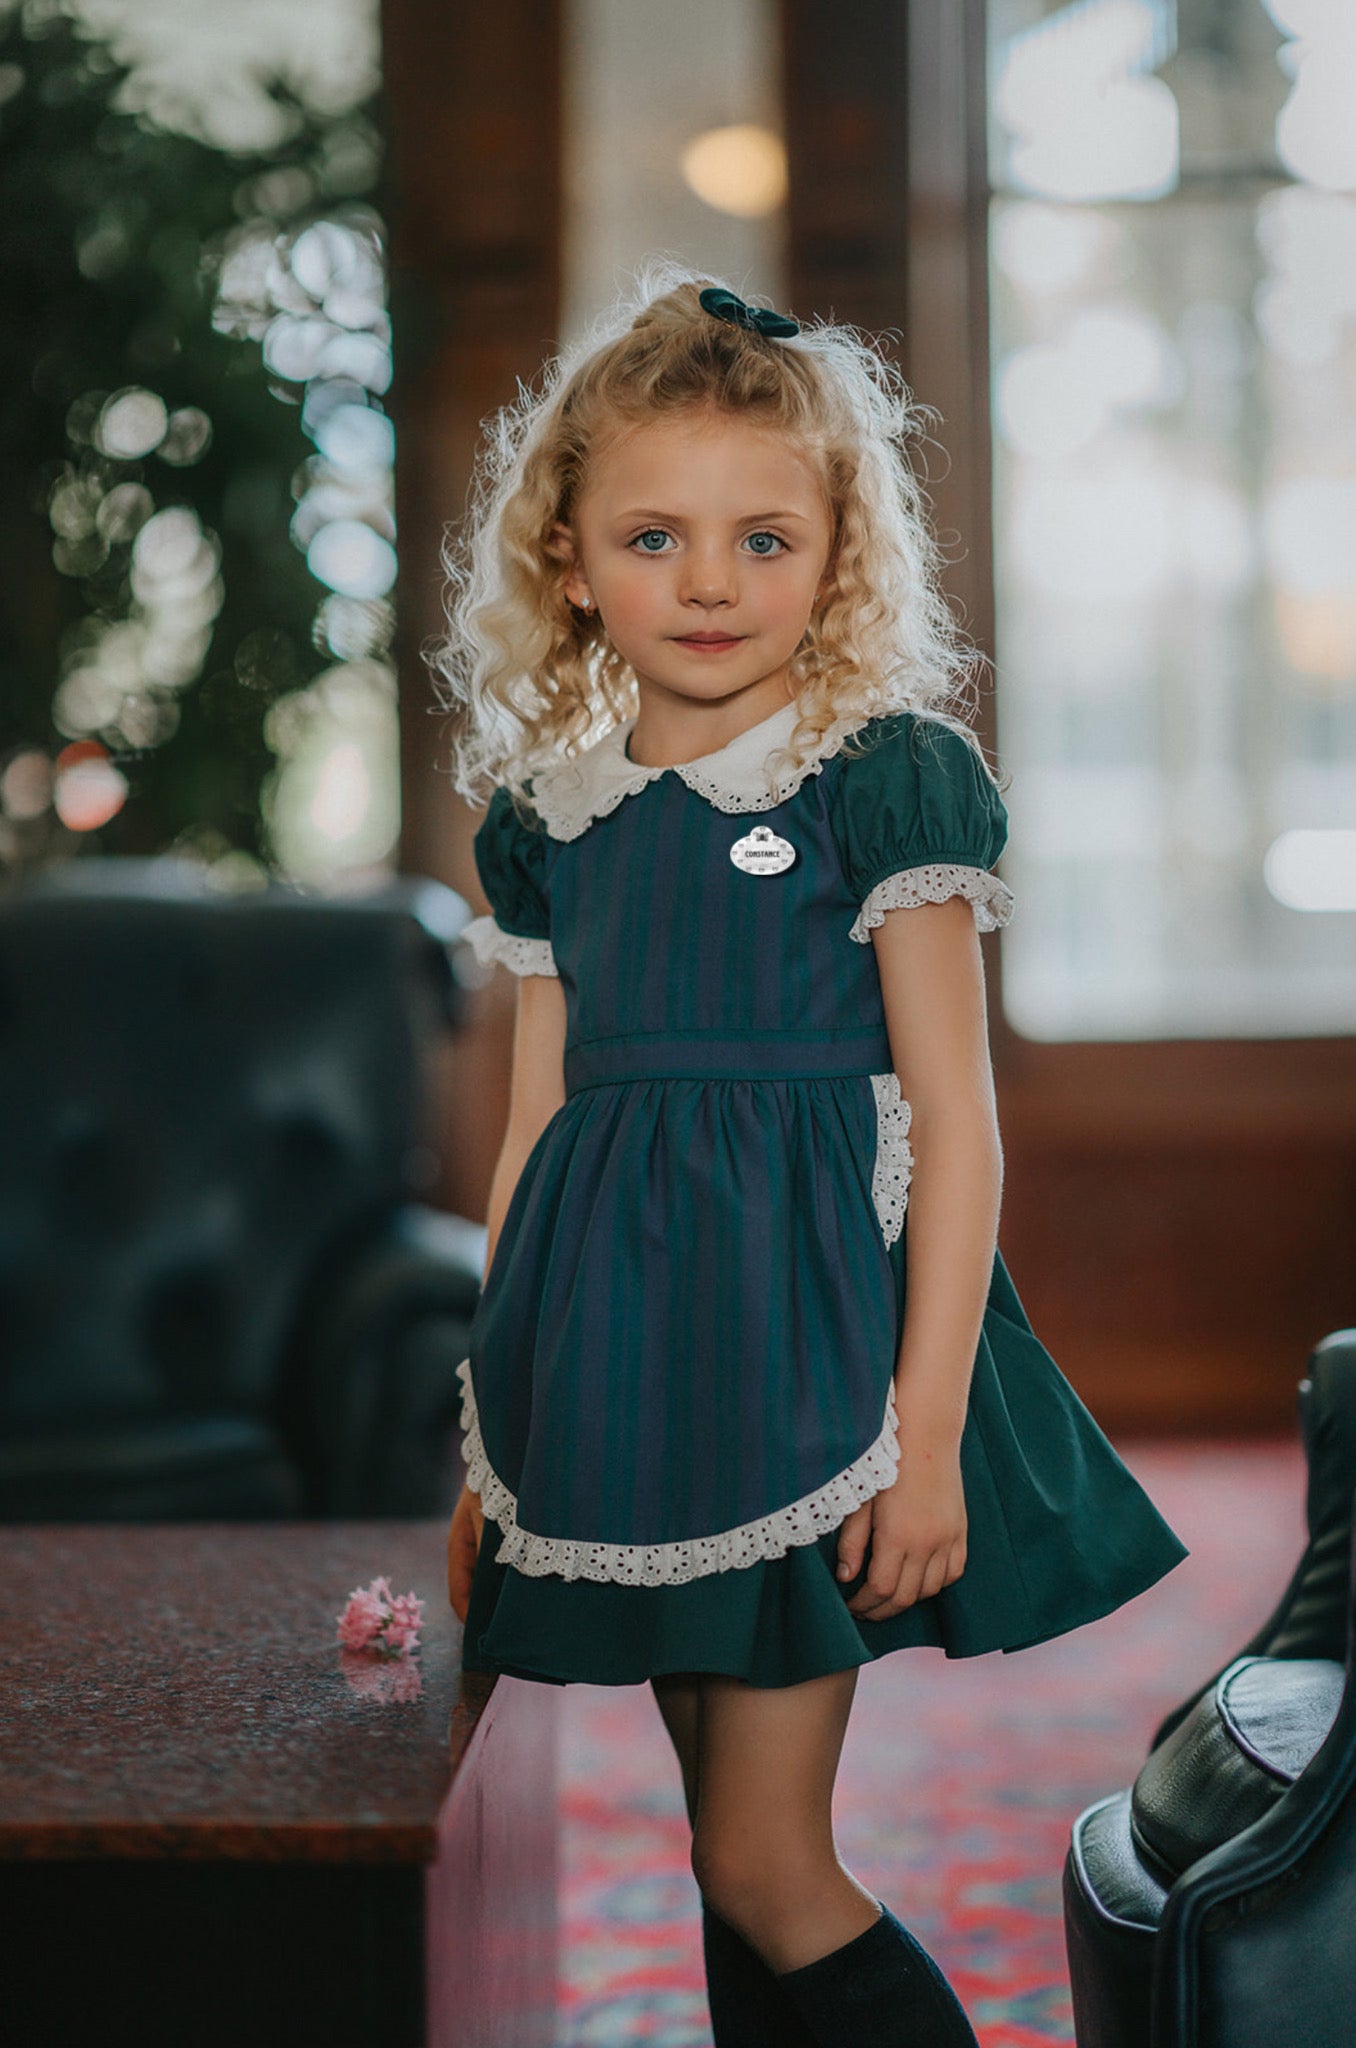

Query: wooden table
(0, 1521), (558, 2048)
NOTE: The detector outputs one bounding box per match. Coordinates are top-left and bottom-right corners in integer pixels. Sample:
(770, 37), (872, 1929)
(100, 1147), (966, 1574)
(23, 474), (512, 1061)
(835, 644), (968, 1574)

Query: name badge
(730, 825), (796, 876)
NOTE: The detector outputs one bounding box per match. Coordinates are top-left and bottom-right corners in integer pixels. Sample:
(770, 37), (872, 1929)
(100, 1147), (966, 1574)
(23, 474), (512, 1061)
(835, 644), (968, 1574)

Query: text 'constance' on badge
(730, 825), (796, 875)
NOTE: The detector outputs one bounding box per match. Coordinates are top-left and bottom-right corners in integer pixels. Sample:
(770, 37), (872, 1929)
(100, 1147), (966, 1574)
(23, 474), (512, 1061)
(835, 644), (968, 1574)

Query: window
(988, 0), (1356, 1039)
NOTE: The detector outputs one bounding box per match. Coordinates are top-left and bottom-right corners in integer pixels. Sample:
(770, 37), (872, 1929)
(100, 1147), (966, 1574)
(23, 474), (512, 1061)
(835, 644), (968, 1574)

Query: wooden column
(380, 0), (563, 1219)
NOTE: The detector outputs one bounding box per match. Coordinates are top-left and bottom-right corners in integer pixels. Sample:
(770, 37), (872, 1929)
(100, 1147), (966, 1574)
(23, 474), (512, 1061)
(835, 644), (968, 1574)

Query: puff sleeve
(829, 713), (1014, 941)
(462, 784), (558, 977)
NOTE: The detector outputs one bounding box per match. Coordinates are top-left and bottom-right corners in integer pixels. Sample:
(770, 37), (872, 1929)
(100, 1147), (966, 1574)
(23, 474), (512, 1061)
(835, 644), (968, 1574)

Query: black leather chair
(0, 857), (487, 1521)
(1063, 1329), (1356, 2048)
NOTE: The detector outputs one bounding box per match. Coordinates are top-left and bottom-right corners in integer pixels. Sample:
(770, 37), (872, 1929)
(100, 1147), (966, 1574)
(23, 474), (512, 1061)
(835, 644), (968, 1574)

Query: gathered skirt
(462, 1187), (1196, 1695)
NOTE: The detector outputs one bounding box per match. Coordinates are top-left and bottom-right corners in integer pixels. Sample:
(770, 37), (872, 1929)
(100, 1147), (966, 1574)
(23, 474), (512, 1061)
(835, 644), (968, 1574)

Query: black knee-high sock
(774, 1899), (980, 2048)
(701, 1904), (821, 2048)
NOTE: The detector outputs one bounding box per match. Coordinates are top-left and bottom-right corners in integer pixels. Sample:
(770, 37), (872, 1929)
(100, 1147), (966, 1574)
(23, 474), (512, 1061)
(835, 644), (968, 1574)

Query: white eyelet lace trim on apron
(462, 913), (558, 978)
(455, 1356), (901, 1587)
(849, 864), (1015, 941)
(869, 1071), (914, 1247)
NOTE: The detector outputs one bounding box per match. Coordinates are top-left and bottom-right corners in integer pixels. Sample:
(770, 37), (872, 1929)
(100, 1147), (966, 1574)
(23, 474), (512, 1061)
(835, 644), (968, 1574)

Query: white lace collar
(527, 697), (868, 842)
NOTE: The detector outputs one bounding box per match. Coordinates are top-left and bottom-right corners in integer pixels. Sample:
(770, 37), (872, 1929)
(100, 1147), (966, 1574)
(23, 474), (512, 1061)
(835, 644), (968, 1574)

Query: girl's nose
(680, 547), (738, 607)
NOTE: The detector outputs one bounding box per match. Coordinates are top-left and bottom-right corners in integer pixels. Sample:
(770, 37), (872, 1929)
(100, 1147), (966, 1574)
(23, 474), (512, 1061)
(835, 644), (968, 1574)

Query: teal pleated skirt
(459, 1234), (1189, 1690)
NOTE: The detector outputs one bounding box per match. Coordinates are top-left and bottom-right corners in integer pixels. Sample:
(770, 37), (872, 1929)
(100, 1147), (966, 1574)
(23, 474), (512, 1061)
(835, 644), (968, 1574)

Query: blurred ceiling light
(52, 743), (128, 832)
(995, 0), (1179, 202)
(95, 387), (168, 460)
(1264, 827), (1356, 910)
(991, 202), (1115, 294)
(680, 125), (788, 219)
(1264, 0), (1356, 191)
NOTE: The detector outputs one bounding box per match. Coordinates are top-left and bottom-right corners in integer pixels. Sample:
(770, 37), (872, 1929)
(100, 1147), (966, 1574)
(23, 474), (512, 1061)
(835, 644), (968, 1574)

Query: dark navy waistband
(563, 1026), (894, 1095)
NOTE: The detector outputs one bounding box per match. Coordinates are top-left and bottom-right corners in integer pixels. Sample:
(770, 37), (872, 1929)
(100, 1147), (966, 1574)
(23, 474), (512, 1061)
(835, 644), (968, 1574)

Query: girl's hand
(446, 1480), (486, 1623)
(836, 1444), (968, 1621)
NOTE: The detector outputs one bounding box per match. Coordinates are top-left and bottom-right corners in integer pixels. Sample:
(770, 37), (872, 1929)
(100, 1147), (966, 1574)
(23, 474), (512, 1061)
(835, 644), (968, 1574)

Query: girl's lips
(674, 634), (745, 650)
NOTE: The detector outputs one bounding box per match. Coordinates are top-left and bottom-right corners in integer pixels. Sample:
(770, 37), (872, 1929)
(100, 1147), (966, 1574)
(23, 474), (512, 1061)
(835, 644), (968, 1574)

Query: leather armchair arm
(1150, 1482), (1356, 2048)
(1150, 1329), (1356, 1752)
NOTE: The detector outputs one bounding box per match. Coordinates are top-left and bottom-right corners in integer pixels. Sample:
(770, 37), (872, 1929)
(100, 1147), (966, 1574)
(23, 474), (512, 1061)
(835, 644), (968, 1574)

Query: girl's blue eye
(632, 530), (672, 553)
(745, 532), (785, 556)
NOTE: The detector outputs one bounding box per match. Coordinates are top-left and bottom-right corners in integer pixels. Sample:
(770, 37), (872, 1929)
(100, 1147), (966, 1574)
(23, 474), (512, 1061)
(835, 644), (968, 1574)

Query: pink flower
(335, 1576), (425, 1660)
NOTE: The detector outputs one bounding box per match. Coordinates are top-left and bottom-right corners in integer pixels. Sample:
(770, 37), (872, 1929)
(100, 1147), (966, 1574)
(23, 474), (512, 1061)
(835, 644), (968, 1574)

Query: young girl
(435, 261), (1188, 2047)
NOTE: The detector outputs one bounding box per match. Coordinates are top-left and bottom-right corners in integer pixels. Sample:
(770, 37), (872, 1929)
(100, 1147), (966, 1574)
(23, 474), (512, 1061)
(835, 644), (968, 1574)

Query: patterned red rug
(558, 1436), (1309, 2045)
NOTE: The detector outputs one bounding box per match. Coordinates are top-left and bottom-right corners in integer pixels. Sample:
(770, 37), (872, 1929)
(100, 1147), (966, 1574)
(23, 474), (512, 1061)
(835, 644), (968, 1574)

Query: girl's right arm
(447, 971), (567, 1622)
(484, 970), (569, 1257)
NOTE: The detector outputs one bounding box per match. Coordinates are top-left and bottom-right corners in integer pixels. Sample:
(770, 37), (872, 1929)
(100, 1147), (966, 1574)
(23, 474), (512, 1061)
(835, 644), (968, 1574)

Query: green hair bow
(698, 286), (801, 340)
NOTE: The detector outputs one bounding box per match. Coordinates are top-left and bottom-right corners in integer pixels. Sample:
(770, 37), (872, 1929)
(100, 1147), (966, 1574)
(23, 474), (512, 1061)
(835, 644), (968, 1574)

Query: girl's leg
(652, 1674), (821, 2048)
(690, 1667), (876, 1973)
(650, 1672), (702, 1823)
(692, 1668), (980, 2048)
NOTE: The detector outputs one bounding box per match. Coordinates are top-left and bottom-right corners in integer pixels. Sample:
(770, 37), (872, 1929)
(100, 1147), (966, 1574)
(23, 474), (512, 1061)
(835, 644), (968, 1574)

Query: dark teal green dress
(457, 700), (1188, 1689)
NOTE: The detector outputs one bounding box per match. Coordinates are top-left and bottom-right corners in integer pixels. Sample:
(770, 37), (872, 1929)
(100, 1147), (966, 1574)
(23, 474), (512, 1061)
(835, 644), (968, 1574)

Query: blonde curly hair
(430, 257), (997, 810)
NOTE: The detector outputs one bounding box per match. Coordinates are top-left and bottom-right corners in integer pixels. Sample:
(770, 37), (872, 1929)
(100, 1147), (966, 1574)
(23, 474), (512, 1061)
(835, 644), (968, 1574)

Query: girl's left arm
(877, 889), (1003, 1437)
(839, 893), (1003, 1620)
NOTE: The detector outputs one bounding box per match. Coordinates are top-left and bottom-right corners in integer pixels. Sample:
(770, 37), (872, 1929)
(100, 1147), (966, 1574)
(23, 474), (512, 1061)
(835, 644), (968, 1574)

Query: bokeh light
(991, 202), (1119, 296)
(680, 125), (788, 219)
(1, 750), (54, 822)
(95, 387), (168, 460)
(993, 0), (1179, 202)
(52, 741), (127, 832)
(206, 199), (398, 881)
(261, 657), (399, 883)
(1264, 827), (1356, 911)
(1264, 0), (1356, 191)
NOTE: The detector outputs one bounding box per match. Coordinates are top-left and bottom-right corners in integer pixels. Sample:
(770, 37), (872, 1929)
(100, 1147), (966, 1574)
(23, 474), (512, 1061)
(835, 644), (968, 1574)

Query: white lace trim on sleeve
(462, 913), (558, 977)
(850, 864), (1015, 941)
(455, 1356), (901, 1587)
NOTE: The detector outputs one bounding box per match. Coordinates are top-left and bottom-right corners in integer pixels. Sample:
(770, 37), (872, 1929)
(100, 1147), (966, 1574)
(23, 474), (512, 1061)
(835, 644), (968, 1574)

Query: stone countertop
(0, 1520), (496, 1864)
